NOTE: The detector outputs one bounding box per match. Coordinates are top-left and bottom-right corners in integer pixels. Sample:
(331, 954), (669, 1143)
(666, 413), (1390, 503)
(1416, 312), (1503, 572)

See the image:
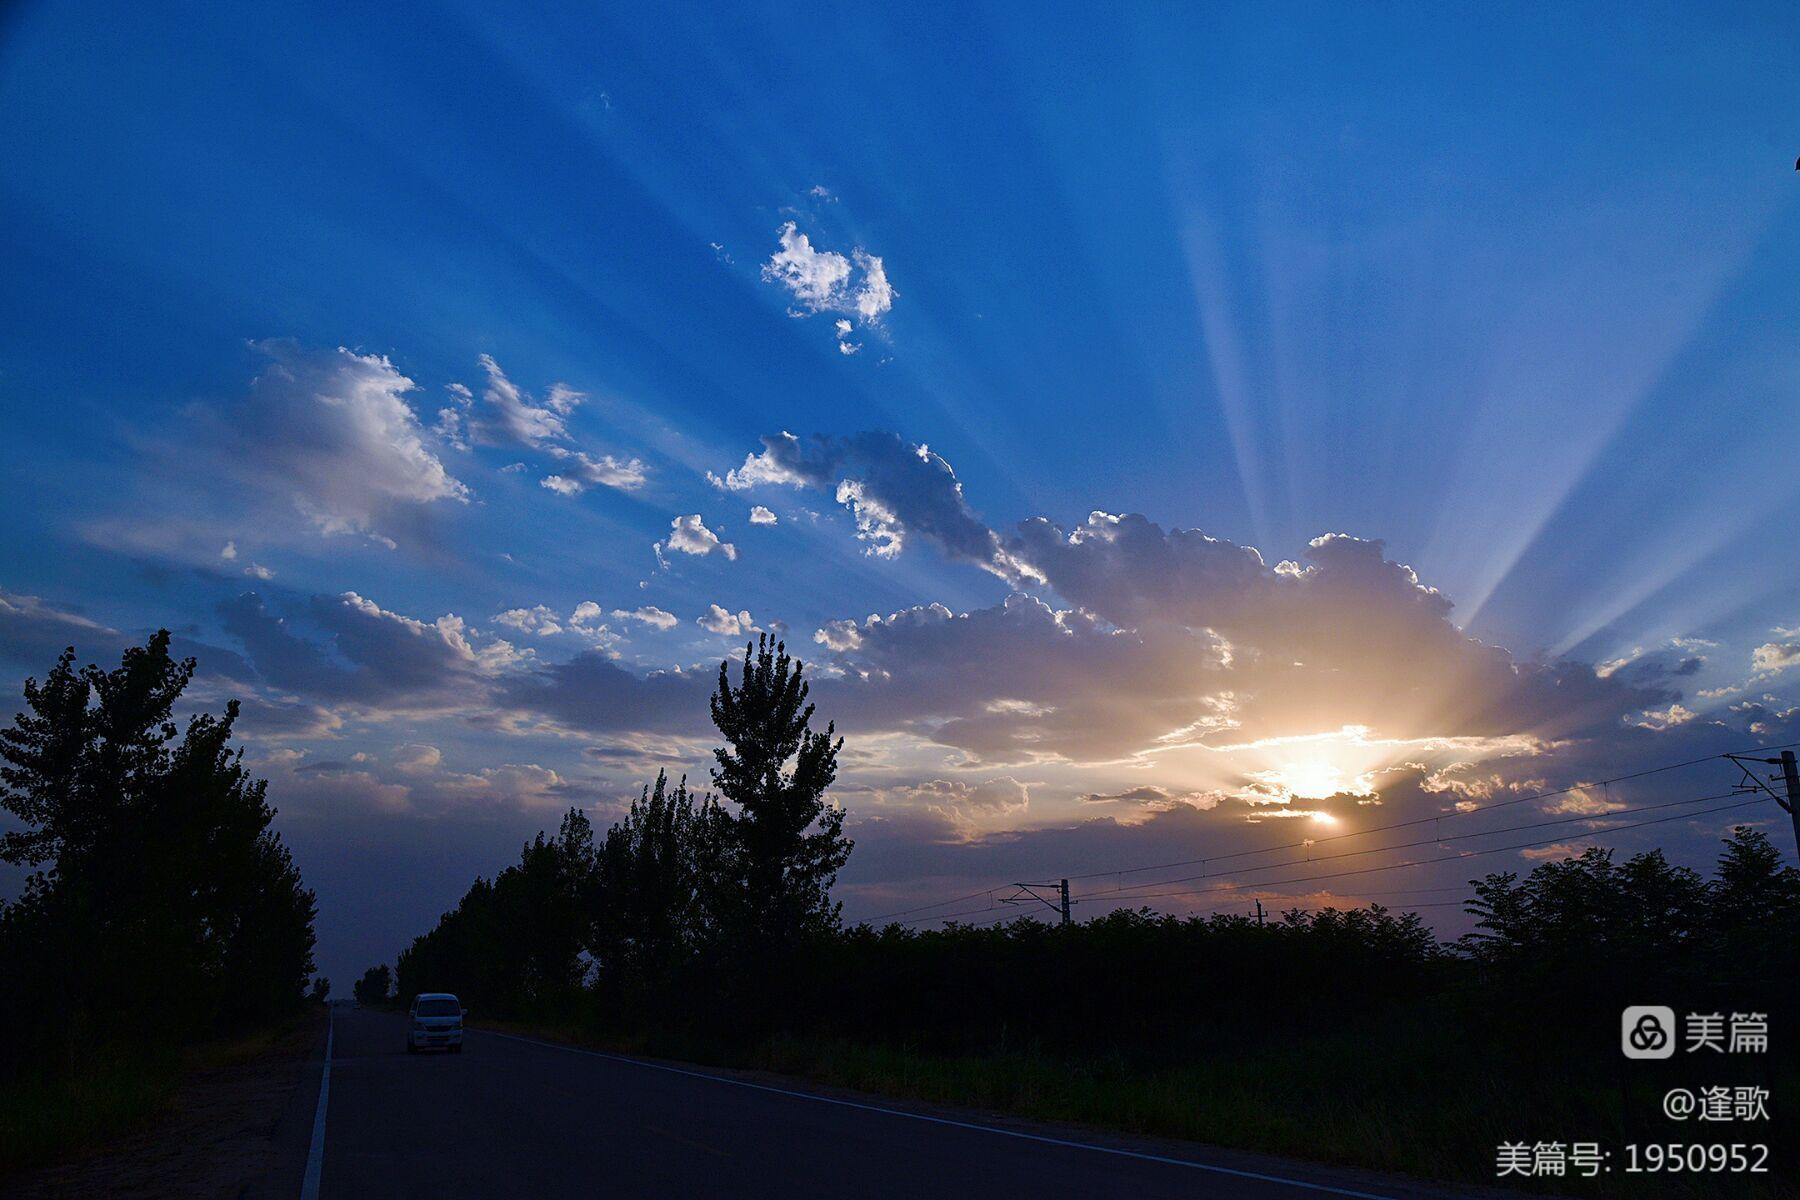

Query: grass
(0, 1013), (316, 1181)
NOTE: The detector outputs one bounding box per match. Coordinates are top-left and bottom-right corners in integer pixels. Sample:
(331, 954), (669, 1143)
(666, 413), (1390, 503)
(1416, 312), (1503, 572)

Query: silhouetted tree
(311, 977), (331, 1004)
(395, 809), (596, 1019)
(353, 964), (391, 1006)
(0, 633), (316, 1068)
(593, 772), (722, 987)
(709, 636), (851, 949)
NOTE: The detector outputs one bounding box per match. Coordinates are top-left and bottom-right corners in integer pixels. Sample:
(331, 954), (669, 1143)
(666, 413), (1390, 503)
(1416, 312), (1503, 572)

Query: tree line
(0, 634), (318, 1083)
(378, 635), (1799, 1069)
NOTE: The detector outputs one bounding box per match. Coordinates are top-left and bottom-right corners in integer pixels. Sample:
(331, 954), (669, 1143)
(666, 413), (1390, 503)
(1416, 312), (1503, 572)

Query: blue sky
(2, 2), (1798, 983)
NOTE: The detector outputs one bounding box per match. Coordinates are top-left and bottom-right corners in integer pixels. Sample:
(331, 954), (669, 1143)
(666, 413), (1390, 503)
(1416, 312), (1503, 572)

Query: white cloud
(1751, 636), (1800, 676)
(749, 505), (778, 526)
(540, 475), (582, 497)
(542, 447), (648, 493)
(220, 541), (238, 561)
(813, 618), (864, 652)
(834, 319), (860, 356)
(763, 222), (851, 311)
(474, 354), (573, 450)
(852, 250), (894, 322)
(610, 605), (680, 631)
(761, 222), (895, 344)
(494, 605), (564, 637)
(699, 604), (758, 636)
(243, 563), (275, 580)
(225, 342), (469, 541)
(658, 514), (737, 562)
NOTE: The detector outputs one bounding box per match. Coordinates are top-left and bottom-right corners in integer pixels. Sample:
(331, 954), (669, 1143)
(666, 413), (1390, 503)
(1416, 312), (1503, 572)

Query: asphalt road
(305, 1005), (1465, 1200)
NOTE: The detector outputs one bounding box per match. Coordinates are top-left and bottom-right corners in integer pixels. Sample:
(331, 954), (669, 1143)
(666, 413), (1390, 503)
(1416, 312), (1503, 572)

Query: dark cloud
(496, 651), (714, 735)
(718, 431), (1032, 580)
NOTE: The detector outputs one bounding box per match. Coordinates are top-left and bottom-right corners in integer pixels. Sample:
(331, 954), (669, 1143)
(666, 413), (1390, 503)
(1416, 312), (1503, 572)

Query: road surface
(287, 1005), (1470, 1199)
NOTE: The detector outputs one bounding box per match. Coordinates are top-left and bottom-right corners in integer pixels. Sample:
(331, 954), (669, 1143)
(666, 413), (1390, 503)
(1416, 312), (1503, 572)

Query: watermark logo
(1622, 1006), (1676, 1059)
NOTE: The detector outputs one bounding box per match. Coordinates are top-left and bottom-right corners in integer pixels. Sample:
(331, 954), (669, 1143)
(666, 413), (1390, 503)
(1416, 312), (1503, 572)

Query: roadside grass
(0, 1011), (319, 1181)
(470, 1015), (1795, 1200)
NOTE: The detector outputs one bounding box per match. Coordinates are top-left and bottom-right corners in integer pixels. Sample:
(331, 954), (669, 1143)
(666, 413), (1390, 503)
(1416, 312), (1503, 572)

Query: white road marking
(480, 1030), (1400, 1199)
(301, 1007), (334, 1200)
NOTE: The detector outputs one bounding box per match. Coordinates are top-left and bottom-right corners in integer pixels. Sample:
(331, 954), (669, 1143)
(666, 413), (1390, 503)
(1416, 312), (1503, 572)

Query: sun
(1266, 759), (1351, 800)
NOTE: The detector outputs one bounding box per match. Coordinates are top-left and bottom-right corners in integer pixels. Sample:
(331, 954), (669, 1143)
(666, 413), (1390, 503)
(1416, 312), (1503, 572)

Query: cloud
(1751, 635), (1800, 676)
(1079, 785), (1224, 811)
(392, 743), (442, 775)
(217, 341), (469, 542)
(220, 541), (238, 561)
(698, 605), (757, 636)
(467, 357), (646, 495)
(217, 588), (524, 710)
(813, 618), (864, 652)
(852, 250), (894, 322)
(610, 605), (679, 631)
(761, 222), (895, 342)
(658, 514), (737, 563)
(494, 606), (563, 637)
(715, 432), (1034, 580)
(749, 505), (778, 526)
(472, 354), (573, 450)
(834, 319), (860, 356)
(541, 448), (648, 495)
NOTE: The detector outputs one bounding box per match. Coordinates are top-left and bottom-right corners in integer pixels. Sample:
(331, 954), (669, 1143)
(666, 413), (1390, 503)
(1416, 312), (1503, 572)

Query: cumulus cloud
(218, 588), (525, 711)
(813, 618), (864, 652)
(762, 222), (895, 343)
(611, 605), (679, 631)
(495, 605), (563, 637)
(1751, 633), (1800, 677)
(657, 514), (737, 564)
(218, 341), (469, 542)
(715, 432), (1034, 580)
(698, 605), (758, 636)
(749, 505), (778, 526)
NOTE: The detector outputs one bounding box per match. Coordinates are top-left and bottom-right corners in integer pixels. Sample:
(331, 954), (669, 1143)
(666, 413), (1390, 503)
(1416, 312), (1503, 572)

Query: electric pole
(1002, 880), (1073, 927)
(1255, 899), (1266, 927)
(1725, 749), (1800, 854)
(1060, 878), (1071, 927)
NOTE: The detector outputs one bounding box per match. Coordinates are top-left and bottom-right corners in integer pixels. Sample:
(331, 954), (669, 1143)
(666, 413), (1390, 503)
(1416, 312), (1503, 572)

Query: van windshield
(416, 998), (460, 1017)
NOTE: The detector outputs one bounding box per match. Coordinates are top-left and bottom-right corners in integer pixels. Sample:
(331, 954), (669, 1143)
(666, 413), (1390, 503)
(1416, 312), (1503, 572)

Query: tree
(709, 636), (852, 949)
(311, 977), (331, 1004)
(0, 633), (316, 1057)
(354, 964), (391, 1006)
(593, 772), (722, 987)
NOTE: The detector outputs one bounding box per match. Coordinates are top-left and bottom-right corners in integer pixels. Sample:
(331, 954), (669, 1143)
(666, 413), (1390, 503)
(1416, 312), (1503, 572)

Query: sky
(2, 2), (1798, 986)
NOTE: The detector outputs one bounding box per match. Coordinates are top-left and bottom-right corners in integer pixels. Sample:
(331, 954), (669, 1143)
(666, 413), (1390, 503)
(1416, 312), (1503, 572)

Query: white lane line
(480, 1030), (1399, 1200)
(301, 1006), (334, 1200)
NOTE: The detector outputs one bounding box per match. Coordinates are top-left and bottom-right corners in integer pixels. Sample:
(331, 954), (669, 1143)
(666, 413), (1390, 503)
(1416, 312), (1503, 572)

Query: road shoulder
(4, 1010), (327, 1200)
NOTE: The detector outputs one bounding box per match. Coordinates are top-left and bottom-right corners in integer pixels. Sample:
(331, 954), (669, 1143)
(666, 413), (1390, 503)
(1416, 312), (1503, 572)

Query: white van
(406, 993), (465, 1053)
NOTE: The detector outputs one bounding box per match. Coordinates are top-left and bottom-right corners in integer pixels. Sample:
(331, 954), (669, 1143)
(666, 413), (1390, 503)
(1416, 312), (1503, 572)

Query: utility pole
(1059, 879), (1071, 927)
(1002, 880), (1073, 927)
(1725, 749), (1800, 854)
(1255, 899), (1266, 927)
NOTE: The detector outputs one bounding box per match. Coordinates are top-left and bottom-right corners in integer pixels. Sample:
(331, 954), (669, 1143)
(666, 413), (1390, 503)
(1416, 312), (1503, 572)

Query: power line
(859, 742), (1798, 926)
(1074, 788), (1745, 902)
(1076, 795), (1769, 909)
(901, 794), (1768, 925)
(900, 787), (1739, 923)
(1066, 743), (1796, 883)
